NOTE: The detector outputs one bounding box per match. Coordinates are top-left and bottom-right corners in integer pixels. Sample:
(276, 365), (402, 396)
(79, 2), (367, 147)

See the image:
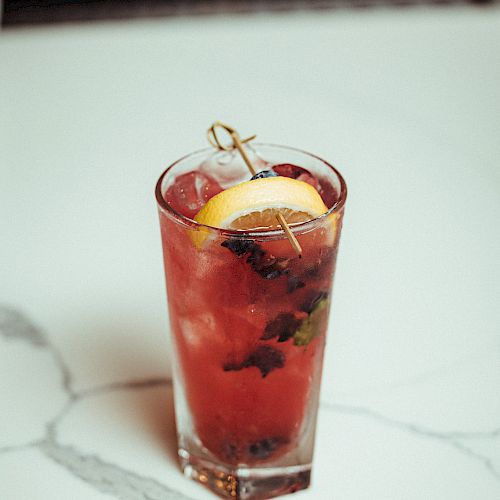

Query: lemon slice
(192, 177), (329, 247)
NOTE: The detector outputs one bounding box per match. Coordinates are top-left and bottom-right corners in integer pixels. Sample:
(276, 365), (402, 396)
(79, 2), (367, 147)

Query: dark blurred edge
(2, 0), (497, 27)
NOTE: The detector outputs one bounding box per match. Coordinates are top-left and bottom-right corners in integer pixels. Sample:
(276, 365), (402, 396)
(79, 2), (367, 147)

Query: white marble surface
(1, 6), (500, 499)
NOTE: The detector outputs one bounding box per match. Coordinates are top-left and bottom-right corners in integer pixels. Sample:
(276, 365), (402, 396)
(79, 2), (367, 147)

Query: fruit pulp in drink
(159, 162), (342, 466)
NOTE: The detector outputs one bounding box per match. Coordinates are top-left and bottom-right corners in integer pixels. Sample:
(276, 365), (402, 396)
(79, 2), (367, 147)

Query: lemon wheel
(191, 177), (330, 248)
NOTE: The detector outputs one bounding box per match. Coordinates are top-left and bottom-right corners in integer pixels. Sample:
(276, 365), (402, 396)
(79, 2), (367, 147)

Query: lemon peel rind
(194, 177), (327, 228)
(190, 176), (334, 249)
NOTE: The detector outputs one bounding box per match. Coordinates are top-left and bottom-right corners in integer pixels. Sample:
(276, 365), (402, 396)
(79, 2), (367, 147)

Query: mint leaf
(293, 296), (329, 346)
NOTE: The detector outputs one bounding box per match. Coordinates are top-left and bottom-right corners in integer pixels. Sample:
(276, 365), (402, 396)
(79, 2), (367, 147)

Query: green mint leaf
(293, 297), (329, 346)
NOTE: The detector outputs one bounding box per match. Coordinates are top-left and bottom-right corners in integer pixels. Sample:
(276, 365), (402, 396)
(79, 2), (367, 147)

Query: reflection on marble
(1, 304), (499, 499)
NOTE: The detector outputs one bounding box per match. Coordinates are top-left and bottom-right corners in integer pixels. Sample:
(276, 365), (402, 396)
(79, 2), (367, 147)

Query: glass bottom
(179, 448), (311, 500)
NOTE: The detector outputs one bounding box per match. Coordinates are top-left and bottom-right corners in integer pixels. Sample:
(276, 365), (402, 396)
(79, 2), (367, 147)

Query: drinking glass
(155, 144), (347, 499)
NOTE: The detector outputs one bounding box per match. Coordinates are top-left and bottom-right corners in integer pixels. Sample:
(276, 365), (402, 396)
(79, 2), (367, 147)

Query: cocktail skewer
(207, 121), (303, 257)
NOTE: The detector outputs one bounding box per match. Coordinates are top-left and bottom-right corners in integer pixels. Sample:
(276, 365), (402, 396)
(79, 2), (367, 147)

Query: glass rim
(155, 143), (348, 239)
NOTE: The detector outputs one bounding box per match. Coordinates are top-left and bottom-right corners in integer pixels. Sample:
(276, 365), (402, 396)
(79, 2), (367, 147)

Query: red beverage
(156, 144), (346, 499)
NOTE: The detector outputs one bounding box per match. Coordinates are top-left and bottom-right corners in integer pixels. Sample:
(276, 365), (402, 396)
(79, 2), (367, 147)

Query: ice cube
(199, 150), (271, 189)
(179, 313), (216, 347)
(165, 171), (223, 219)
(199, 152), (249, 189)
(272, 163), (321, 191)
(318, 177), (338, 209)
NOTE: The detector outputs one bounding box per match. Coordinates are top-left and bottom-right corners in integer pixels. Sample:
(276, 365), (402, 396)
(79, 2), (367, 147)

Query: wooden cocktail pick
(207, 121), (303, 257)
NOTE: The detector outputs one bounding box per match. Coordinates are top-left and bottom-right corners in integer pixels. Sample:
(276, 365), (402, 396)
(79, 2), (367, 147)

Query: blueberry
(248, 437), (286, 459)
(223, 345), (285, 378)
(222, 238), (289, 280)
(246, 247), (288, 280)
(304, 246), (336, 278)
(261, 313), (301, 342)
(304, 264), (320, 278)
(246, 246), (267, 268)
(223, 361), (242, 372)
(287, 275), (306, 294)
(250, 170), (279, 180)
(245, 345), (285, 377)
(261, 269), (282, 280)
(221, 238), (257, 256)
(271, 163), (308, 179)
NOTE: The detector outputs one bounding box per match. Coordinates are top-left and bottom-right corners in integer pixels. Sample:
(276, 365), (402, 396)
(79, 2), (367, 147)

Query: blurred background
(2, 0), (497, 25)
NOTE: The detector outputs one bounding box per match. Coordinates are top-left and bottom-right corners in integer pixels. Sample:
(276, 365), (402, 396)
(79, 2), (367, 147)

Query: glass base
(179, 448), (311, 500)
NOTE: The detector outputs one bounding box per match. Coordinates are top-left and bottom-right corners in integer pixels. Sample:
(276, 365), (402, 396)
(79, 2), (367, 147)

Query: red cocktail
(156, 143), (346, 499)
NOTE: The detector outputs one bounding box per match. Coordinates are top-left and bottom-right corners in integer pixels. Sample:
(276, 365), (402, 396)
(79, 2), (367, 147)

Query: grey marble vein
(40, 439), (194, 500)
(0, 304), (193, 500)
(50, 341), (76, 398)
(451, 440), (500, 481)
(438, 428), (500, 440)
(0, 305), (47, 347)
(38, 379), (196, 500)
(42, 378), (173, 436)
(0, 305), (75, 397)
(0, 440), (43, 454)
(323, 402), (500, 481)
(2, 303), (498, 497)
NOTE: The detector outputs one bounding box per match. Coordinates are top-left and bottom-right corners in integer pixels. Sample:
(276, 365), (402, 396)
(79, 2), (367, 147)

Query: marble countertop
(1, 6), (500, 499)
